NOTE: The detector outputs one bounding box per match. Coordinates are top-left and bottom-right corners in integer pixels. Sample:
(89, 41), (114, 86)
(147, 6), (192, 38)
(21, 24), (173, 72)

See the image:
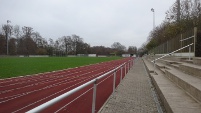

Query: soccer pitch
(0, 57), (121, 79)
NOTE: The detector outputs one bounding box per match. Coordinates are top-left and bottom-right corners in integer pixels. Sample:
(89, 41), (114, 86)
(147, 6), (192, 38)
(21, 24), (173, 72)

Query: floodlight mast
(151, 8), (155, 30)
(6, 20), (11, 55)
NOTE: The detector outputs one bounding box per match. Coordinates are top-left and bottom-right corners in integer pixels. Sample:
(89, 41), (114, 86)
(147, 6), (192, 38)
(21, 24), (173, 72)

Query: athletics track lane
(0, 58), (133, 113)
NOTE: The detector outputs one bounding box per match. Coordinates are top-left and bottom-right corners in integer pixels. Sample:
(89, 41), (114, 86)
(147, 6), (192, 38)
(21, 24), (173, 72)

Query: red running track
(0, 58), (134, 113)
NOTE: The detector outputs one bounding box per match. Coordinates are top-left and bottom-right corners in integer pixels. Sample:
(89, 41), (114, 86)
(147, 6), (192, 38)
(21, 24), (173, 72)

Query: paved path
(99, 58), (159, 113)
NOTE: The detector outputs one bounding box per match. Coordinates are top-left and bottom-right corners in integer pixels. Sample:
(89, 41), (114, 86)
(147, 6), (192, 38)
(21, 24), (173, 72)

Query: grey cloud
(0, 0), (175, 48)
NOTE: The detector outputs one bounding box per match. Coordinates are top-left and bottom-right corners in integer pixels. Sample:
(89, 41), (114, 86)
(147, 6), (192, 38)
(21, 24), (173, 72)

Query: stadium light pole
(6, 20), (11, 55)
(151, 8), (156, 74)
(151, 8), (155, 30)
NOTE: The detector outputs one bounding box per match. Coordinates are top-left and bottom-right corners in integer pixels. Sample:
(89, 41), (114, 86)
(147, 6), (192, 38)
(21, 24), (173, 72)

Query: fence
(148, 27), (197, 57)
(26, 58), (134, 113)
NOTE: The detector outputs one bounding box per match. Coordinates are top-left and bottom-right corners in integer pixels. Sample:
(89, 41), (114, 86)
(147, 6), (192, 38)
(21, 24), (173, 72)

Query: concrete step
(155, 62), (170, 74)
(183, 59), (193, 64)
(151, 72), (201, 113)
(157, 56), (201, 66)
(158, 59), (182, 66)
(171, 63), (179, 69)
(145, 58), (201, 103)
(155, 60), (201, 103)
(147, 56), (201, 66)
(179, 63), (201, 78)
(143, 58), (154, 73)
(164, 66), (201, 103)
(159, 59), (201, 78)
(193, 57), (201, 66)
(163, 56), (190, 62)
(156, 62), (165, 68)
(143, 58), (201, 113)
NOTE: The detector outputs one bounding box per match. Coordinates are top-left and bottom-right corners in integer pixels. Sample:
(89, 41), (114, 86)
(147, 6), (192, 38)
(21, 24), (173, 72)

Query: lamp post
(151, 8), (155, 30)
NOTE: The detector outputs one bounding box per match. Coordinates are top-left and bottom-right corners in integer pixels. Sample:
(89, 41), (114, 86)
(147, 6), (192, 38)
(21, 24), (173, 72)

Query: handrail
(151, 43), (193, 63)
(180, 35), (194, 42)
(26, 61), (131, 113)
(151, 43), (193, 74)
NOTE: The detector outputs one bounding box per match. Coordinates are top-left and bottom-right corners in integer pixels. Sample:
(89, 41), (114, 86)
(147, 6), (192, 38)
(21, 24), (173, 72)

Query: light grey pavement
(99, 58), (159, 113)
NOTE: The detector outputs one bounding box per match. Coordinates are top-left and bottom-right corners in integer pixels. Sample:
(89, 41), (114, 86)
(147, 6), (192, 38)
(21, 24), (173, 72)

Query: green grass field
(0, 57), (121, 79)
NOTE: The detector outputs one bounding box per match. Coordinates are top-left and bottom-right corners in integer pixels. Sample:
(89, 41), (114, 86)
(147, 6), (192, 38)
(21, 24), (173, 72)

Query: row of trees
(139, 0), (201, 56)
(0, 24), (137, 56)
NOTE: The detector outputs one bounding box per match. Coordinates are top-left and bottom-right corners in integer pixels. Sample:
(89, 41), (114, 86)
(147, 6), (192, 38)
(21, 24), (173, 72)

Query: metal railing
(151, 43), (194, 74)
(180, 36), (194, 42)
(26, 59), (133, 113)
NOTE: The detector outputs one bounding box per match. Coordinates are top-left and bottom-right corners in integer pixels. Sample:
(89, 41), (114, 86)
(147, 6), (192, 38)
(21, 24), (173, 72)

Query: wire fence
(148, 28), (196, 56)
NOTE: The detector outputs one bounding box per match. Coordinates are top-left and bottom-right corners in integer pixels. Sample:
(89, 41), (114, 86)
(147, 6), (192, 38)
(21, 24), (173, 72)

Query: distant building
(122, 54), (130, 57)
(88, 54), (96, 57)
(122, 54), (136, 57)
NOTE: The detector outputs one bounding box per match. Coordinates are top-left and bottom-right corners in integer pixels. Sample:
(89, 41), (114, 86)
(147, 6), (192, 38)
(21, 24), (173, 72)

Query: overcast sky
(0, 0), (176, 48)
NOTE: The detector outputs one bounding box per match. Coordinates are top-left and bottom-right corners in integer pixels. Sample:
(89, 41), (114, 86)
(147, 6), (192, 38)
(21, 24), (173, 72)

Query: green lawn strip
(0, 57), (121, 79)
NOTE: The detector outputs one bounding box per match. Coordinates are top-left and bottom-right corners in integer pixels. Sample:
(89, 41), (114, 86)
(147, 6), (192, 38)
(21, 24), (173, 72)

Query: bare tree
(111, 42), (126, 51)
(18, 26), (37, 55)
(13, 25), (21, 39)
(128, 46), (137, 54)
(111, 42), (126, 56)
(9, 38), (17, 55)
(32, 32), (47, 48)
(72, 35), (84, 55)
(58, 36), (73, 55)
(2, 23), (13, 55)
(13, 25), (22, 54)
(90, 46), (112, 55)
(22, 26), (33, 38)
(0, 34), (6, 54)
